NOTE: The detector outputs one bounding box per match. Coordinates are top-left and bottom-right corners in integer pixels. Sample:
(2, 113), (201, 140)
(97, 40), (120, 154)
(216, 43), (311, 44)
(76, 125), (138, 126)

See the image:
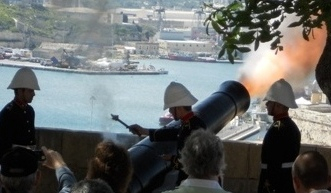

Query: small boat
(159, 111), (174, 126)
(196, 56), (217, 63)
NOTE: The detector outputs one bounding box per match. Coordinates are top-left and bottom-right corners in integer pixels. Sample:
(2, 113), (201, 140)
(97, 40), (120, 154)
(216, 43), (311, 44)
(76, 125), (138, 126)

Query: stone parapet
(34, 127), (331, 193)
(290, 106), (331, 146)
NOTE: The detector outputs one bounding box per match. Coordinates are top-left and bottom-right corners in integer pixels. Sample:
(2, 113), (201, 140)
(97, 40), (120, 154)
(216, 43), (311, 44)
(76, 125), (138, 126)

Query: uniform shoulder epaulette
(272, 120), (281, 129)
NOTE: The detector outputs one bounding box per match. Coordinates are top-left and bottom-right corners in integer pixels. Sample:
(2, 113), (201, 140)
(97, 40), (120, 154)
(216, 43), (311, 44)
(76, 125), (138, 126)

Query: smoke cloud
(238, 14), (327, 98)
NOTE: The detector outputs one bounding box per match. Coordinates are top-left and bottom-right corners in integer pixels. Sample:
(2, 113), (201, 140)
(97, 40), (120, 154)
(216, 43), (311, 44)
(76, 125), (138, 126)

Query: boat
(158, 54), (169, 59)
(196, 56), (217, 63)
(216, 59), (244, 64)
(168, 52), (195, 61)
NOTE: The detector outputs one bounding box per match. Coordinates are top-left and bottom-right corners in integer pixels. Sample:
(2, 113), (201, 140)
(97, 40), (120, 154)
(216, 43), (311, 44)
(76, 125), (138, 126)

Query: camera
(33, 150), (46, 161)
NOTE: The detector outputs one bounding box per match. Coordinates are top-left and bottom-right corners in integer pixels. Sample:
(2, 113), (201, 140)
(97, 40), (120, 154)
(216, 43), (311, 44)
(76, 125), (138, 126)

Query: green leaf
(270, 10), (282, 19)
(270, 37), (281, 48)
(237, 47), (251, 52)
(227, 51), (235, 64)
(238, 31), (256, 44)
(211, 20), (222, 33)
(205, 22), (210, 35)
(288, 21), (302, 28)
(254, 36), (260, 51)
(260, 31), (273, 42)
(279, 46), (283, 51)
(302, 29), (309, 41)
(228, 1), (243, 11)
(218, 47), (226, 59)
(271, 20), (281, 29)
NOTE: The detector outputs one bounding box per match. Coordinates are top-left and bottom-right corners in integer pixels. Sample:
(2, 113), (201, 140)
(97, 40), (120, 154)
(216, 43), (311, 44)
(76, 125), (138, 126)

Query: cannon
(128, 80), (250, 193)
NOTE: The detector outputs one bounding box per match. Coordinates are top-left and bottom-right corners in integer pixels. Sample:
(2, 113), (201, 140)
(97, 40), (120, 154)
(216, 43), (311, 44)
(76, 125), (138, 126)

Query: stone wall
(34, 127), (331, 193)
(290, 106), (331, 146)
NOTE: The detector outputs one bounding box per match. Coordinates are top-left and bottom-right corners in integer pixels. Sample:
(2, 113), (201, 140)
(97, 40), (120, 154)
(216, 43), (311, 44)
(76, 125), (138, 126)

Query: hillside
(0, 1), (160, 49)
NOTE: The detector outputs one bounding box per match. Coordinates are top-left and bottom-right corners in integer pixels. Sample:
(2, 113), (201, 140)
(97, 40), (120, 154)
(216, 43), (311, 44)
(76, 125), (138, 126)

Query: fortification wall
(290, 106), (331, 146)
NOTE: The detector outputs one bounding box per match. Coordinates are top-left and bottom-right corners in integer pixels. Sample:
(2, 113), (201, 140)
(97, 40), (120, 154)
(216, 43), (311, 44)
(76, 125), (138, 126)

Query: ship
(167, 52), (195, 61)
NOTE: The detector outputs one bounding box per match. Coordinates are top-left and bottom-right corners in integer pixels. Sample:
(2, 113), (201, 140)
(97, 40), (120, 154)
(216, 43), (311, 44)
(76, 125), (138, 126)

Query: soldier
(129, 81), (206, 185)
(0, 67), (40, 158)
(258, 78), (301, 193)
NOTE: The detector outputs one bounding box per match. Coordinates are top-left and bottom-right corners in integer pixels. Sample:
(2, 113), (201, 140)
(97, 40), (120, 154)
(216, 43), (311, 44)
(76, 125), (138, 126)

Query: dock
(0, 60), (168, 75)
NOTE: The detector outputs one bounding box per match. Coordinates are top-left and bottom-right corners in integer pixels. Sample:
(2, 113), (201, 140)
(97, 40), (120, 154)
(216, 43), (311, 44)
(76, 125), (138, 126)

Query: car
(29, 57), (42, 63)
(40, 59), (53, 66)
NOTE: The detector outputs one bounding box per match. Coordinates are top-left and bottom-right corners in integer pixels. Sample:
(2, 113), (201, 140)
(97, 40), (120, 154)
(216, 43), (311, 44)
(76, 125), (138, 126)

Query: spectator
(0, 147), (41, 193)
(258, 78), (301, 193)
(85, 141), (133, 193)
(163, 129), (230, 193)
(0, 146), (75, 193)
(41, 146), (77, 193)
(129, 82), (206, 185)
(70, 179), (114, 193)
(0, 67), (40, 158)
(292, 151), (331, 193)
(42, 140), (132, 193)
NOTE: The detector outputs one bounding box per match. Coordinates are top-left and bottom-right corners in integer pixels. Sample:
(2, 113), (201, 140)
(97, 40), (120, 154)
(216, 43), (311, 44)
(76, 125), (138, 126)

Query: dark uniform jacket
(0, 100), (36, 158)
(148, 112), (206, 185)
(258, 116), (301, 193)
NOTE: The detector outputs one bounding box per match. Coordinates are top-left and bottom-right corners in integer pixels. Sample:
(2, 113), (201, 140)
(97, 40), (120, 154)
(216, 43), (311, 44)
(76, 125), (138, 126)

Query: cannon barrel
(128, 80), (250, 193)
(194, 80), (250, 134)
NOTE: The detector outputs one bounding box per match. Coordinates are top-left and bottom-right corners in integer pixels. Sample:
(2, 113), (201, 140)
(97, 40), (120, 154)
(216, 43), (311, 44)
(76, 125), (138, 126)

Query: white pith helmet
(7, 67), (40, 90)
(263, 78), (297, 108)
(163, 82), (198, 110)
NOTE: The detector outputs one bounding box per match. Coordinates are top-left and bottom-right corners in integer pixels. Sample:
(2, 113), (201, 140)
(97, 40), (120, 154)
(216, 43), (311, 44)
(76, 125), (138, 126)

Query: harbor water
(0, 59), (243, 133)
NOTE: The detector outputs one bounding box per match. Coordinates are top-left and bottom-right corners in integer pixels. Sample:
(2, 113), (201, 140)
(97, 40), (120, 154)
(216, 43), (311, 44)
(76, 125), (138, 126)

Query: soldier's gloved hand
(129, 124), (148, 136)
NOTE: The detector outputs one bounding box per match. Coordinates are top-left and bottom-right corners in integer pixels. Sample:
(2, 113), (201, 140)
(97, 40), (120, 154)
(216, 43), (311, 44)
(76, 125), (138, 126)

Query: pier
(0, 59), (168, 75)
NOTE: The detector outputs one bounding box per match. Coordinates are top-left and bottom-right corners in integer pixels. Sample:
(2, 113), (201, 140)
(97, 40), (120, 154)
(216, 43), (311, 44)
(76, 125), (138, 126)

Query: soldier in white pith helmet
(258, 78), (301, 193)
(129, 81), (206, 185)
(0, 67), (40, 158)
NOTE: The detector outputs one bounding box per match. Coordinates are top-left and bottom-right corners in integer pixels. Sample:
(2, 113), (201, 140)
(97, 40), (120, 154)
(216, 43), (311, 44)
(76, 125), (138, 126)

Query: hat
(263, 78), (298, 108)
(7, 67), (40, 90)
(163, 82), (198, 110)
(1, 147), (38, 177)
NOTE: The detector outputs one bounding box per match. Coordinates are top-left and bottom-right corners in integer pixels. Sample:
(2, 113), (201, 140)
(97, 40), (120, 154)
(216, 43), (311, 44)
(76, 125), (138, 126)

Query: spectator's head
(180, 129), (226, 179)
(0, 147), (40, 193)
(292, 151), (331, 193)
(86, 141), (133, 193)
(70, 179), (114, 193)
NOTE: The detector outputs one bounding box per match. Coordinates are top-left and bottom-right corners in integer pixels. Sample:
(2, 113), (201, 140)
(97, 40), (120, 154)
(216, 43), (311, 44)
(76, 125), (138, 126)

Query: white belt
(261, 162), (293, 169)
(12, 144), (36, 150)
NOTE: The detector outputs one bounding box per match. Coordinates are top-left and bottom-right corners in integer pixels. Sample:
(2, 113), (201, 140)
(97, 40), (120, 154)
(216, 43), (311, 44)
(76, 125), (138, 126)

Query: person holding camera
(41, 146), (77, 193)
(0, 67), (41, 158)
(0, 146), (76, 193)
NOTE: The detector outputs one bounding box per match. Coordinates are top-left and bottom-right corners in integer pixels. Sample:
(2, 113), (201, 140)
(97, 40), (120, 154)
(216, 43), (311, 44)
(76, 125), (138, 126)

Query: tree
(205, 0), (331, 102)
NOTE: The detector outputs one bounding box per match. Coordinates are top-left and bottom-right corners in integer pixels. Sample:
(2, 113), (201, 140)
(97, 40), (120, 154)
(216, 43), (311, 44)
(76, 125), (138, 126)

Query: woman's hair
(86, 140), (133, 193)
(180, 129), (226, 179)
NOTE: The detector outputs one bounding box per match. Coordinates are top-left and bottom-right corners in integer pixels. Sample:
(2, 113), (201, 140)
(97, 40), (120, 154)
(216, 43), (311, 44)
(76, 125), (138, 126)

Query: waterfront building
(131, 42), (159, 55)
(159, 39), (214, 53)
